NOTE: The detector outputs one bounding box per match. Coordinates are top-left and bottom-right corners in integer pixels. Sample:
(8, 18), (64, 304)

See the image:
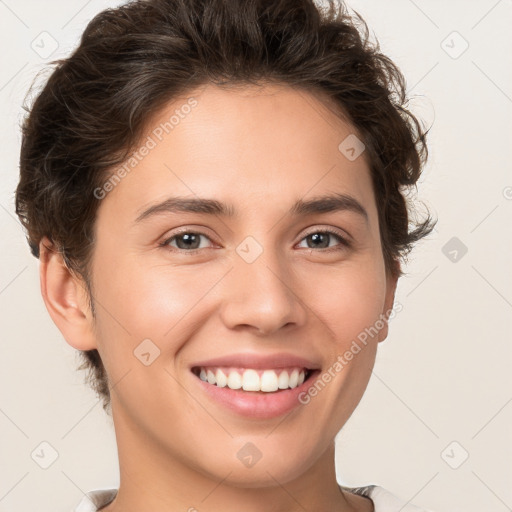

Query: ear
(377, 259), (400, 343)
(39, 237), (97, 351)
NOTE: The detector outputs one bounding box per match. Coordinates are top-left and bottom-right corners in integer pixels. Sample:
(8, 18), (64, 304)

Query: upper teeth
(197, 367), (307, 392)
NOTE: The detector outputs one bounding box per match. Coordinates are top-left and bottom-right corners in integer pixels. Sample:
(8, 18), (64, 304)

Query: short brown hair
(15, 0), (436, 412)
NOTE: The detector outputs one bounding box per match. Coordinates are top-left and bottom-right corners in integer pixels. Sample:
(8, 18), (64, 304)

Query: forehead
(97, 82), (377, 224)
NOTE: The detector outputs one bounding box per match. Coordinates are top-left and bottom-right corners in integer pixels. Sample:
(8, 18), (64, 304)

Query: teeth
(242, 369), (260, 391)
(215, 368), (227, 387)
(227, 370), (242, 389)
(278, 370), (289, 389)
(197, 367), (308, 392)
(261, 370), (279, 392)
(206, 369), (216, 384)
(289, 369), (299, 388)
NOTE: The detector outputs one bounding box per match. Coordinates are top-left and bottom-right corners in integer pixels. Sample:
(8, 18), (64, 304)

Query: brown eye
(162, 232), (213, 251)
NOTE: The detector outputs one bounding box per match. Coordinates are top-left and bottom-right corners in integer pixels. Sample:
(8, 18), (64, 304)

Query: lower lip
(192, 370), (320, 419)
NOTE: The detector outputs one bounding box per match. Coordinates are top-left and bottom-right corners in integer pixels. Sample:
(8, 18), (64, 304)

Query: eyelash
(159, 227), (351, 254)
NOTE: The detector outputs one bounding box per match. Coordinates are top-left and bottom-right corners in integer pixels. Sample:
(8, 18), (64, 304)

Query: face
(80, 83), (397, 486)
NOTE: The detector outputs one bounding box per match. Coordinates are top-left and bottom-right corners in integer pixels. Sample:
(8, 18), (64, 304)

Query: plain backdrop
(1, 1), (511, 511)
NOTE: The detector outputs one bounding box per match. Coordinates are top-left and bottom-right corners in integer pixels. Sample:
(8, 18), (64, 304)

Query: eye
(161, 231), (215, 252)
(296, 229), (351, 251)
(160, 228), (351, 254)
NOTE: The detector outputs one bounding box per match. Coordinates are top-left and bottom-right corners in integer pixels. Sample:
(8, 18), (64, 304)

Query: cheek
(304, 259), (387, 346)
(302, 264), (385, 422)
(90, 256), (223, 365)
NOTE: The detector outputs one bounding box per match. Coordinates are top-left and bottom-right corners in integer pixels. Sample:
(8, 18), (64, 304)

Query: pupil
(309, 233), (328, 249)
(177, 233), (199, 249)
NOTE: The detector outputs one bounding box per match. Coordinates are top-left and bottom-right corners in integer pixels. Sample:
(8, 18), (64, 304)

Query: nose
(219, 247), (307, 336)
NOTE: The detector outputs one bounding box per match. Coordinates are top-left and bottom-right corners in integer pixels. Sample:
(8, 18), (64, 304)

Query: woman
(15, 0), (436, 510)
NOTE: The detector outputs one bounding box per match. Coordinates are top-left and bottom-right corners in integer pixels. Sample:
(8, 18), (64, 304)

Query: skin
(40, 83), (399, 512)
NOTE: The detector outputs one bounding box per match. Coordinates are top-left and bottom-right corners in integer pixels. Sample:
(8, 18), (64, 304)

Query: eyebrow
(134, 192), (368, 224)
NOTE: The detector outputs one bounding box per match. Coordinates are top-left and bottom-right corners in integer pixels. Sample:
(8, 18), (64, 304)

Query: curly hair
(15, 0), (436, 413)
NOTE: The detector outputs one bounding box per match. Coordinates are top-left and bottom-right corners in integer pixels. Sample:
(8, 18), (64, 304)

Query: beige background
(1, 1), (511, 511)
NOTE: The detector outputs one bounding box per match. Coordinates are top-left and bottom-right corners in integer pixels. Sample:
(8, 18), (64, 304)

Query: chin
(195, 443), (320, 489)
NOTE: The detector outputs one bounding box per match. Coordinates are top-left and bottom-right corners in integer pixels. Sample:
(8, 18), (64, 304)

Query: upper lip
(190, 352), (321, 370)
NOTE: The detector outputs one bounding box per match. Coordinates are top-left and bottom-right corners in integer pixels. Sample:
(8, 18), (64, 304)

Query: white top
(73, 484), (435, 511)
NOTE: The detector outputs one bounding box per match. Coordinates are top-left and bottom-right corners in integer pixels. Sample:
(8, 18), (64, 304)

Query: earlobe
(378, 260), (400, 343)
(39, 237), (97, 351)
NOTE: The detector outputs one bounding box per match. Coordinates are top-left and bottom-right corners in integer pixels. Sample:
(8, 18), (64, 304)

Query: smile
(190, 365), (320, 419)
(192, 366), (311, 392)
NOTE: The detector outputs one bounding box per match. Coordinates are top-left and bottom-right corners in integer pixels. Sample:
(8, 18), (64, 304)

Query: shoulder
(72, 489), (117, 511)
(340, 483), (437, 512)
